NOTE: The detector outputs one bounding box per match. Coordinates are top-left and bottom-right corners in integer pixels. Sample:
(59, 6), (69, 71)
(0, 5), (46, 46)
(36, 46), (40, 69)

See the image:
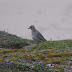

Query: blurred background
(0, 0), (72, 40)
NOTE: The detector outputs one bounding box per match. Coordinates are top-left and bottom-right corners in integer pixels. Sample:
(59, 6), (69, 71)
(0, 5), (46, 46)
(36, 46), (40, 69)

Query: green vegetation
(0, 31), (34, 49)
(0, 62), (64, 72)
(0, 30), (72, 72)
(34, 40), (72, 50)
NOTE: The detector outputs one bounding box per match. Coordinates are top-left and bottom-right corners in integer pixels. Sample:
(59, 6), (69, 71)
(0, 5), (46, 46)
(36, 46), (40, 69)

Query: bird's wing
(36, 31), (46, 41)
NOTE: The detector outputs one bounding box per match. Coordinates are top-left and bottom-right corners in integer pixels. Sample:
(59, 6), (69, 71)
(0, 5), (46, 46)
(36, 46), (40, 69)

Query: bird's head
(28, 25), (35, 30)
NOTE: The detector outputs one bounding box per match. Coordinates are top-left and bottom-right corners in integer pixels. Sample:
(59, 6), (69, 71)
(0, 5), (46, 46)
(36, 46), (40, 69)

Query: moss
(1, 55), (6, 58)
(34, 40), (72, 50)
(0, 49), (4, 53)
(37, 56), (46, 60)
(0, 48), (28, 53)
(52, 59), (65, 64)
(18, 48), (28, 52)
(45, 52), (72, 58)
(0, 31), (33, 49)
(5, 49), (18, 53)
(69, 63), (72, 66)
(16, 56), (35, 60)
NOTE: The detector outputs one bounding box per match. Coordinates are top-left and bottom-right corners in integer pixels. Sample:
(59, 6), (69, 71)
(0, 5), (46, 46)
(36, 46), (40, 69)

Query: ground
(0, 31), (72, 72)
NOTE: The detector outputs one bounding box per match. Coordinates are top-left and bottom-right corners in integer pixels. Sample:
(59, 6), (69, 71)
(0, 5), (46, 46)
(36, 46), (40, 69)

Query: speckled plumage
(28, 25), (46, 43)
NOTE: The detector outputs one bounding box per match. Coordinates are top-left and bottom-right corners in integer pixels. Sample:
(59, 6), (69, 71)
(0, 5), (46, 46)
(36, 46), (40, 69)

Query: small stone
(46, 64), (51, 67)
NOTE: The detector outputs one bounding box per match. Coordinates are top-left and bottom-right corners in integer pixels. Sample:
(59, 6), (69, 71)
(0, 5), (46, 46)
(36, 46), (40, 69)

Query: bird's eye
(30, 26), (32, 28)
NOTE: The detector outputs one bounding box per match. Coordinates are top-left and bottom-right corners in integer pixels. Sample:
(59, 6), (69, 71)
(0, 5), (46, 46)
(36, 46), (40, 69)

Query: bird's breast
(32, 31), (37, 38)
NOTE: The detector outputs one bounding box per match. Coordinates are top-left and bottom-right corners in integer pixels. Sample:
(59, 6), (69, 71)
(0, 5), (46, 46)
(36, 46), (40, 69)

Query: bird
(28, 25), (46, 43)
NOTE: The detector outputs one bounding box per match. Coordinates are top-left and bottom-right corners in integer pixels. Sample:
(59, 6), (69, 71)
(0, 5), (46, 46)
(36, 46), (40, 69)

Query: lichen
(0, 49), (4, 53)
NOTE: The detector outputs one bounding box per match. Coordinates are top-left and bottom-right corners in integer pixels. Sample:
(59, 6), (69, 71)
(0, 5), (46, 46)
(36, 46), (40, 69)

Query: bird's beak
(28, 27), (30, 29)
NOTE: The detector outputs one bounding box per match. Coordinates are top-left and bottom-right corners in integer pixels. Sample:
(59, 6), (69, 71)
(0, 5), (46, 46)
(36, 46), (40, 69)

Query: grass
(0, 30), (72, 72)
(34, 40), (72, 50)
(0, 31), (34, 49)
